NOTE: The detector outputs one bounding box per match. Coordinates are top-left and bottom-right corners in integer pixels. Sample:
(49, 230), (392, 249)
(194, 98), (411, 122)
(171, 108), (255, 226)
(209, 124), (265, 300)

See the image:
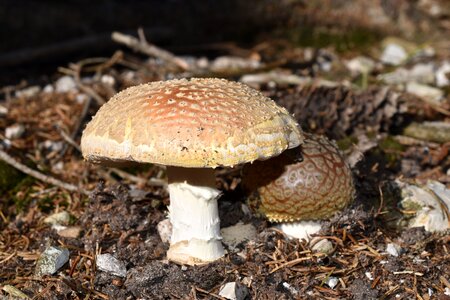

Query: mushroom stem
(166, 167), (224, 265)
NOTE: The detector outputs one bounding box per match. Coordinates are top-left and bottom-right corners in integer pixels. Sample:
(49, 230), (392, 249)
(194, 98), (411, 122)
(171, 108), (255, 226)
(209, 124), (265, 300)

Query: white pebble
(35, 246), (70, 276)
(5, 124), (25, 139)
(218, 282), (249, 300)
(386, 243), (402, 257)
(326, 277), (339, 289)
(55, 76), (77, 93)
(381, 44), (407, 66)
(157, 218), (172, 244)
(96, 253), (127, 277)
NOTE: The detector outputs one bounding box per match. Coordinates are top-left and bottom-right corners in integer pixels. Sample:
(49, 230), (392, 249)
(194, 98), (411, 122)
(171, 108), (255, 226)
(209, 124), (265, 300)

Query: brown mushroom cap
(81, 78), (303, 168)
(242, 133), (355, 222)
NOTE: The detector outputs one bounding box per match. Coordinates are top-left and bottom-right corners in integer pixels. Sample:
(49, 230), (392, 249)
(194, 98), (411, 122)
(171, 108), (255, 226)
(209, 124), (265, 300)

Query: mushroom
(242, 133), (355, 239)
(81, 78), (303, 265)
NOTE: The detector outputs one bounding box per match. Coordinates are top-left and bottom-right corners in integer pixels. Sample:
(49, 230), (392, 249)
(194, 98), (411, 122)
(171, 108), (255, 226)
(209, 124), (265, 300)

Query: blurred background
(2, 0), (449, 84)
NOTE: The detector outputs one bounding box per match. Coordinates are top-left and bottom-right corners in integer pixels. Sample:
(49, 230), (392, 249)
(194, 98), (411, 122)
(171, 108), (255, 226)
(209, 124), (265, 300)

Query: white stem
(166, 167), (224, 265)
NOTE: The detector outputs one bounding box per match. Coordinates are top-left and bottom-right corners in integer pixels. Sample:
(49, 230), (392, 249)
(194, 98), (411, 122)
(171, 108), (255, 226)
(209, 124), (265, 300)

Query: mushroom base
(275, 220), (322, 240)
(166, 167), (224, 265)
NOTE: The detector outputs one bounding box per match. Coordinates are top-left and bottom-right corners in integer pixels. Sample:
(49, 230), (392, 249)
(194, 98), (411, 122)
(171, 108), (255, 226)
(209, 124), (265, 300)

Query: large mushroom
(81, 78), (303, 265)
(242, 133), (355, 239)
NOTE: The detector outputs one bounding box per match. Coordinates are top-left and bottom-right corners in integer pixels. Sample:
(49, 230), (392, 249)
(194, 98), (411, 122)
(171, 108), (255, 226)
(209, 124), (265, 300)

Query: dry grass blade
(0, 148), (89, 195)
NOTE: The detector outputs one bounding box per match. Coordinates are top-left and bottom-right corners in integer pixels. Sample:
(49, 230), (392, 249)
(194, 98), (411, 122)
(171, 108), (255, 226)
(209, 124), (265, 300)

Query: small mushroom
(81, 78), (303, 265)
(242, 133), (355, 239)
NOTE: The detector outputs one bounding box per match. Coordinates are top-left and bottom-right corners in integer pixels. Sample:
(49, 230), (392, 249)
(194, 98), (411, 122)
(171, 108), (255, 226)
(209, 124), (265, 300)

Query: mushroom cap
(242, 133), (355, 222)
(81, 78), (303, 168)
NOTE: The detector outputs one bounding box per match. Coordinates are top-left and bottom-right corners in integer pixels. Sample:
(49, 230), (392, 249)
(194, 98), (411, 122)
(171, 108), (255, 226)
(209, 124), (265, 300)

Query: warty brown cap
(81, 78), (303, 168)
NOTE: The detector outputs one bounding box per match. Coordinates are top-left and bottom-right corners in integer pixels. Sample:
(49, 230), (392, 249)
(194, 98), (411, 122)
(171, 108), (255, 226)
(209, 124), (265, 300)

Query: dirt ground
(1, 4), (450, 299)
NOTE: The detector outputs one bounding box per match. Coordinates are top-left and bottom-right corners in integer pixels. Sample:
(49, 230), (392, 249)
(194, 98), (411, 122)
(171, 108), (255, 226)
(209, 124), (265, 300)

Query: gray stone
(282, 282), (299, 296)
(157, 218), (172, 244)
(44, 211), (70, 226)
(218, 282), (249, 300)
(346, 56), (375, 75)
(394, 180), (450, 232)
(5, 124), (25, 140)
(436, 61), (450, 87)
(381, 43), (407, 66)
(326, 277), (339, 289)
(379, 63), (435, 85)
(96, 253), (127, 277)
(55, 76), (77, 93)
(35, 246), (70, 276)
(311, 238), (334, 255)
(406, 82), (443, 103)
(386, 243), (402, 257)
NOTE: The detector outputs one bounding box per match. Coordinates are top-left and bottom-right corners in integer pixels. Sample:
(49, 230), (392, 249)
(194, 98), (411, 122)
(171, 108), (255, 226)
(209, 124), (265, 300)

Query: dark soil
(1, 7), (450, 298)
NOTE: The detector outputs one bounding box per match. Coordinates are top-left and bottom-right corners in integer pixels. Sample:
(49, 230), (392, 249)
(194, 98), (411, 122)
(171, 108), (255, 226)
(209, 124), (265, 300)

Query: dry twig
(0, 148), (89, 195)
(112, 31), (190, 70)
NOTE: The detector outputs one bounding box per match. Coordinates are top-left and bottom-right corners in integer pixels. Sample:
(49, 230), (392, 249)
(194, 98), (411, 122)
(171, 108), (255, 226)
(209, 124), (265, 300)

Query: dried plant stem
(112, 31), (189, 70)
(0, 148), (89, 195)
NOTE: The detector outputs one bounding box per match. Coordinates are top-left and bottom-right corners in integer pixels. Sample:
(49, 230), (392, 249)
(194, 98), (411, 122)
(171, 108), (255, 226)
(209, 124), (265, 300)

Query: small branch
(112, 31), (190, 71)
(0, 148), (89, 195)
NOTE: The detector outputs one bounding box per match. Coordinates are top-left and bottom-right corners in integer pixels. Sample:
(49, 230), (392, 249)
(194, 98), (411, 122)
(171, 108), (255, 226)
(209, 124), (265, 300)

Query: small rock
(75, 93), (89, 104)
(381, 43), (408, 66)
(5, 124), (25, 139)
(1, 138), (11, 148)
(196, 57), (209, 69)
(0, 104), (8, 116)
(282, 282), (299, 296)
(57, 226), (82, 238)
(391, 180), (450, 232)
(43, 84), (54, 93)
(365, 272), (374, 280)
(52, 161), (65, 172)
(311, 238), (334, 254)
(241, 276), (252, 286)
(221, 222), (257, 249)
(157, 218), (172, 244)
(379, 63), (435, 85)
(406, 82), (443, 103)
(218, 282), (249, 300)
(55, 76), (77, 93)
(386, 243), (402, 257)
(326, 277), (339, 289)
(44, 211), (70, 226)
(2, 285), (30, 299)
(436, 61), (450, 87)
(403, 121), (450, 143)
(42, 140), (64, 152)
(241, 203), (251, 216)
(101, 74), (115, 86)
(345, 56), (375, 75)
(128, 187), (149, 201)
(96, 253), (127, 277)
(445, 287), (450, 296)
(35, 246), (70, 276)
(15, 86), (41, 98)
